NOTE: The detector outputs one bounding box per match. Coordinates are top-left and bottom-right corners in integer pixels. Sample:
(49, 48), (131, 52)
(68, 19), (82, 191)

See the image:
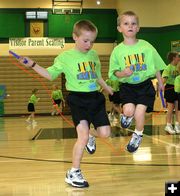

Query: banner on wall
(171, 40), (180, 52)
(30, 21), (44, 37)
(9, 37), (65, 49)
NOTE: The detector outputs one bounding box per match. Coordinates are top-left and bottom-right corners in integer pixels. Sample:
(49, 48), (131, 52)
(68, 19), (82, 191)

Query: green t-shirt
(47, 49), (102, 92)
(106, 79), (120, 92)
(162, 64), (179, 85)
(52, 89), (64, 100)
(29, 94), (38, 104)
(108, 39), (166, 84)
(174, 75), (180, 93)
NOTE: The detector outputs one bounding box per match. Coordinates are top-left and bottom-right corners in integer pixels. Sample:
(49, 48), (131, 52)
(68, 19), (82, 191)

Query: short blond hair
(117, 11), (139, 26)
(73, 19), (98, 37)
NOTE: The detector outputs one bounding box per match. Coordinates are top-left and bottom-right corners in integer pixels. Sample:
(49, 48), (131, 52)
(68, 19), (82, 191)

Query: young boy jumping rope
(108, 11), (166, 153)
(16, 20), (113, 188)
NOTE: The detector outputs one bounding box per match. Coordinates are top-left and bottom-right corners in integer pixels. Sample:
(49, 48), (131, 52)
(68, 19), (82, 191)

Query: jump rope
(8, 50), (170, 154)
(9, 50), (116, 154)
(9, 50), (179, 155)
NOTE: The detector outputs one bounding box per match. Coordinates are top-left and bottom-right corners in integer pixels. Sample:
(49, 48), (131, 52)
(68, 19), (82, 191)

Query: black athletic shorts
(27, 103), (35, 112)
(108, 91), (121, 104)
(67, 91), (110, 129)
(53, 99), (61, 106)
(164, 84), (178, 103)
(119, 79), (156, 113)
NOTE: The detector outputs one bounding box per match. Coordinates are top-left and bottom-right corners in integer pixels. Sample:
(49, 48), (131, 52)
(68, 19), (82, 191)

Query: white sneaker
(174, 124), (180, 134)
(85, 136), (96, 154)
(65, 169), (89, 188)
(126, 133), (143, 153)
(26, 119), (31, 123)
(120, 115), (133, 129)
(165, 125), (176, 134)
(51, 111), (56, 116)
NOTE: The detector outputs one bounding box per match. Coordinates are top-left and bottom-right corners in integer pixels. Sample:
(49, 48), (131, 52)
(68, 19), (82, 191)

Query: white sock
(134, 129), (143, 136)
(167, 123), (172, 126)
(71, 167), (79, 172)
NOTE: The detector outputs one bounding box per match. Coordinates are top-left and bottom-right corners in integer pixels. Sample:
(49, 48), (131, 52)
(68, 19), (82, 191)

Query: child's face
(73, 30), (97, 53)
(117, 15), (139, 38)
(174, 54), (180, 65)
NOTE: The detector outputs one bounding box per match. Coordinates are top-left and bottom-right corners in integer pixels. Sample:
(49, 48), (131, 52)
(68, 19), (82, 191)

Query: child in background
(51, 84), (65, 115)
(18, 20), (113, 188)
(174, 62), (180, 132)
(108, 11), (166, 153)
(163, 52), (180, 134)
(26, 88), (40, 124)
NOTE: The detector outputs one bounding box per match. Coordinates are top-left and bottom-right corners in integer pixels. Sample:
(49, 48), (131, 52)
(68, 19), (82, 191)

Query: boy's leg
(85, 125), (111, 155)
(174, 101), (180, 133)
(26, 114), (31, 123)
(126, 104), (145, 153)
(120, 103), (135, 128)
(65, 120), (89, 188)
(31, 112), (37, 124)
(165, 102), (176, 134)
(96, 125), (111, 138)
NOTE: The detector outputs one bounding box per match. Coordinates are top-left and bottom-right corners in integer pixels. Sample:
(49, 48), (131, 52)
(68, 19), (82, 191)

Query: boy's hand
(158, 82), (164, 91)
(123, 67), (133, 77)
(19, 57), (35, 68)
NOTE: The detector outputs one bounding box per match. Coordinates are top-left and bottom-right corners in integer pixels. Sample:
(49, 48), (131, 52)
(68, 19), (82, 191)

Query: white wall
(116, 0), (180, 27)
(0, 0), (116, 9)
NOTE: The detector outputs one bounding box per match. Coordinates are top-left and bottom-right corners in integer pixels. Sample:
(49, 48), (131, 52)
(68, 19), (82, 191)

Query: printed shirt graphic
(174, 75), (180, 93)
(29, 94), (38, 104)
(52, 90), (63, 100)
(162, 64), (179, 85)
(106, 79), (120, 92)
(108, 39), (166, 84)
(47, 49), (101, 92)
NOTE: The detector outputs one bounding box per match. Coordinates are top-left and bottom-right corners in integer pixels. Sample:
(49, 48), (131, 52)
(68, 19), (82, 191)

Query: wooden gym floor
(0, 113), (179, 196)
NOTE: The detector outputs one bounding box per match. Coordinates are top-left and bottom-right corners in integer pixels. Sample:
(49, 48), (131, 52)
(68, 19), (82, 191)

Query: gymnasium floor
(0, 113), (179, 196)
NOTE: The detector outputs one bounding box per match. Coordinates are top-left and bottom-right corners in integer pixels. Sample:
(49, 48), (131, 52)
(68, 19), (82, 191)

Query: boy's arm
(97, 78), (113, 95)
(19, 57), (52, 80)
(156, 71), (164, 91)
(114, 67), (133, 78)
